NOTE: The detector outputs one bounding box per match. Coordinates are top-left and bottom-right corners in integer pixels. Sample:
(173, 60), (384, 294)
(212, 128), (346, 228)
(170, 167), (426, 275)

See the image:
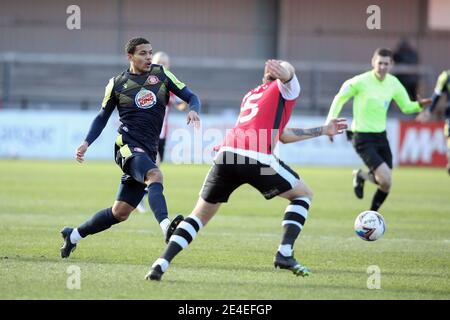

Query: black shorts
(158, 138), (166, 162)
(114, 141), (157, 208)
(352, 132), (393, 172)
(200, 151), (300, 204)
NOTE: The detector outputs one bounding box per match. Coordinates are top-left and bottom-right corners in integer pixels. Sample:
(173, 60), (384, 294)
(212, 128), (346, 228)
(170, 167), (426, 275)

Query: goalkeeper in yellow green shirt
(326, 48), (431, 212)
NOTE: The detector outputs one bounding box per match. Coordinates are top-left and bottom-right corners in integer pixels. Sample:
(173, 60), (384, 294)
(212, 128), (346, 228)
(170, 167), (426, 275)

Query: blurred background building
(0, 0), (449, 117)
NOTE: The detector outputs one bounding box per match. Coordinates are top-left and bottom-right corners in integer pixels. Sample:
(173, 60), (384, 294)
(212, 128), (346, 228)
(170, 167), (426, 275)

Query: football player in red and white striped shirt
(145, 60), (347, 281)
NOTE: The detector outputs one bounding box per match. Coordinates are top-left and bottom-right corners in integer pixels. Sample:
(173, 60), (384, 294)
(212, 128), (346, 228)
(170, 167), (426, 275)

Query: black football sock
(152, 215), (203, 273)
(370, 189), (389, 211)
(77, 207), (120, 238)
(147, 182), (169, 223)
(279, 197), (310, 256)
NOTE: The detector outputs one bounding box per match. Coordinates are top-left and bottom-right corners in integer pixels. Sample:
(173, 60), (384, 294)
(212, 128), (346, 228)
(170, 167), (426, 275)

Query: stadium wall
(0, 0), (449, 70)
(1, 1), (448, 113)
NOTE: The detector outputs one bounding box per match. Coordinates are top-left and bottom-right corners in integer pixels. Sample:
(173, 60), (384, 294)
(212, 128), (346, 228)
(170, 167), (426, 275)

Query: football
(354, 210), (386, 241)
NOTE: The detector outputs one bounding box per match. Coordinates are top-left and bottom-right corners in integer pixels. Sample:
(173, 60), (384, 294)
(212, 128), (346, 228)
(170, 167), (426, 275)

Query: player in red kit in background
(145, 60), (347, 281)
(153, 51), (188, 165)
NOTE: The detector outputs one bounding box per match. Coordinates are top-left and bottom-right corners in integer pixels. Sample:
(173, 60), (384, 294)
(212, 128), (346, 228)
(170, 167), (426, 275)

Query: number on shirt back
(238, 92), (263, 123)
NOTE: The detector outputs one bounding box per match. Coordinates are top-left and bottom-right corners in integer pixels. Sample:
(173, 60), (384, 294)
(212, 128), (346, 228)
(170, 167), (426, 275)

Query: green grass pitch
(0, 160), (449, 299)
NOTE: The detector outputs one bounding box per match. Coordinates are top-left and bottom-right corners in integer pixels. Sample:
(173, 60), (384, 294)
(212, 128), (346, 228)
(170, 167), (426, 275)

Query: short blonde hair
(153, 51), (170, 68)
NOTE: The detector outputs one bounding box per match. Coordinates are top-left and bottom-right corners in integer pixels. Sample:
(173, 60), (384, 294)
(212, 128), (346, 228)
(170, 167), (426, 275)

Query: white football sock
(152, 258), (169, 272)
(278, 244), (292, 257)
(70, 228), (82, 244)
(160, 218), (171, 236)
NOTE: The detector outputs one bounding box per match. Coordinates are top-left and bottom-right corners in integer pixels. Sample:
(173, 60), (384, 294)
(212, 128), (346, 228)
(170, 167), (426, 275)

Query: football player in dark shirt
(60, 37), (201, 258)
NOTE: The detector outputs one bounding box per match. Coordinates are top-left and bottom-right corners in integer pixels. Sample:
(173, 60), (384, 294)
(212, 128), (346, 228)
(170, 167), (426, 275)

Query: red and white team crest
(146, 75), (160, 85)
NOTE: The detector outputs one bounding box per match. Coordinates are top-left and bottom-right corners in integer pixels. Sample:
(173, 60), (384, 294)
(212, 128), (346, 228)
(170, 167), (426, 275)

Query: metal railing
(0, 52), (436, 115)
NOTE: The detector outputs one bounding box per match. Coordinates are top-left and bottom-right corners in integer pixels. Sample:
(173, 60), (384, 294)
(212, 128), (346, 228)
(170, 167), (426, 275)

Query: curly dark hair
(125, 37), (150, 54)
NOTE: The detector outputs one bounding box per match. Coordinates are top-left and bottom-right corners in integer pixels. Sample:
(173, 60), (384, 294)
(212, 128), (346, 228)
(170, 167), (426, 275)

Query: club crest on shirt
(135, 89), (157, 109)
(145, 75), (160, 85)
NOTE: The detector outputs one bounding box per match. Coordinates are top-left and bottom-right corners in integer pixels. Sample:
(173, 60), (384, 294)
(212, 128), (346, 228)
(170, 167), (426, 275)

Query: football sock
(69, 228), (82, 244)
(153, 215), (203, 271)
(358, 170), (377, 184)
(280, 196), (310, 255)
(371, 189), (389, 211)
(160, 218), (171, 236)
(147, 182), (169, 223)
(77, 207), (120, 238)
(278, 244), (292, 257)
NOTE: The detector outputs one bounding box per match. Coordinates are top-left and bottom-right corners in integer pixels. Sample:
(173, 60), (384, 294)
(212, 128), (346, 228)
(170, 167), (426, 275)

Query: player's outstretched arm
(393, 80), (431, 114)
(178, 88), (201, 129)
(169, 85), (201, 129)
(415, 94), (434, 122)
(187, 110), (201, 129)
(75, 106), (114, 163)
(76, 141), (89, 163)
(416, 72), (447, 123)
(163, 66), (201, 129)
(76, 77), (117, 163)
(280, 118), (347, 144)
